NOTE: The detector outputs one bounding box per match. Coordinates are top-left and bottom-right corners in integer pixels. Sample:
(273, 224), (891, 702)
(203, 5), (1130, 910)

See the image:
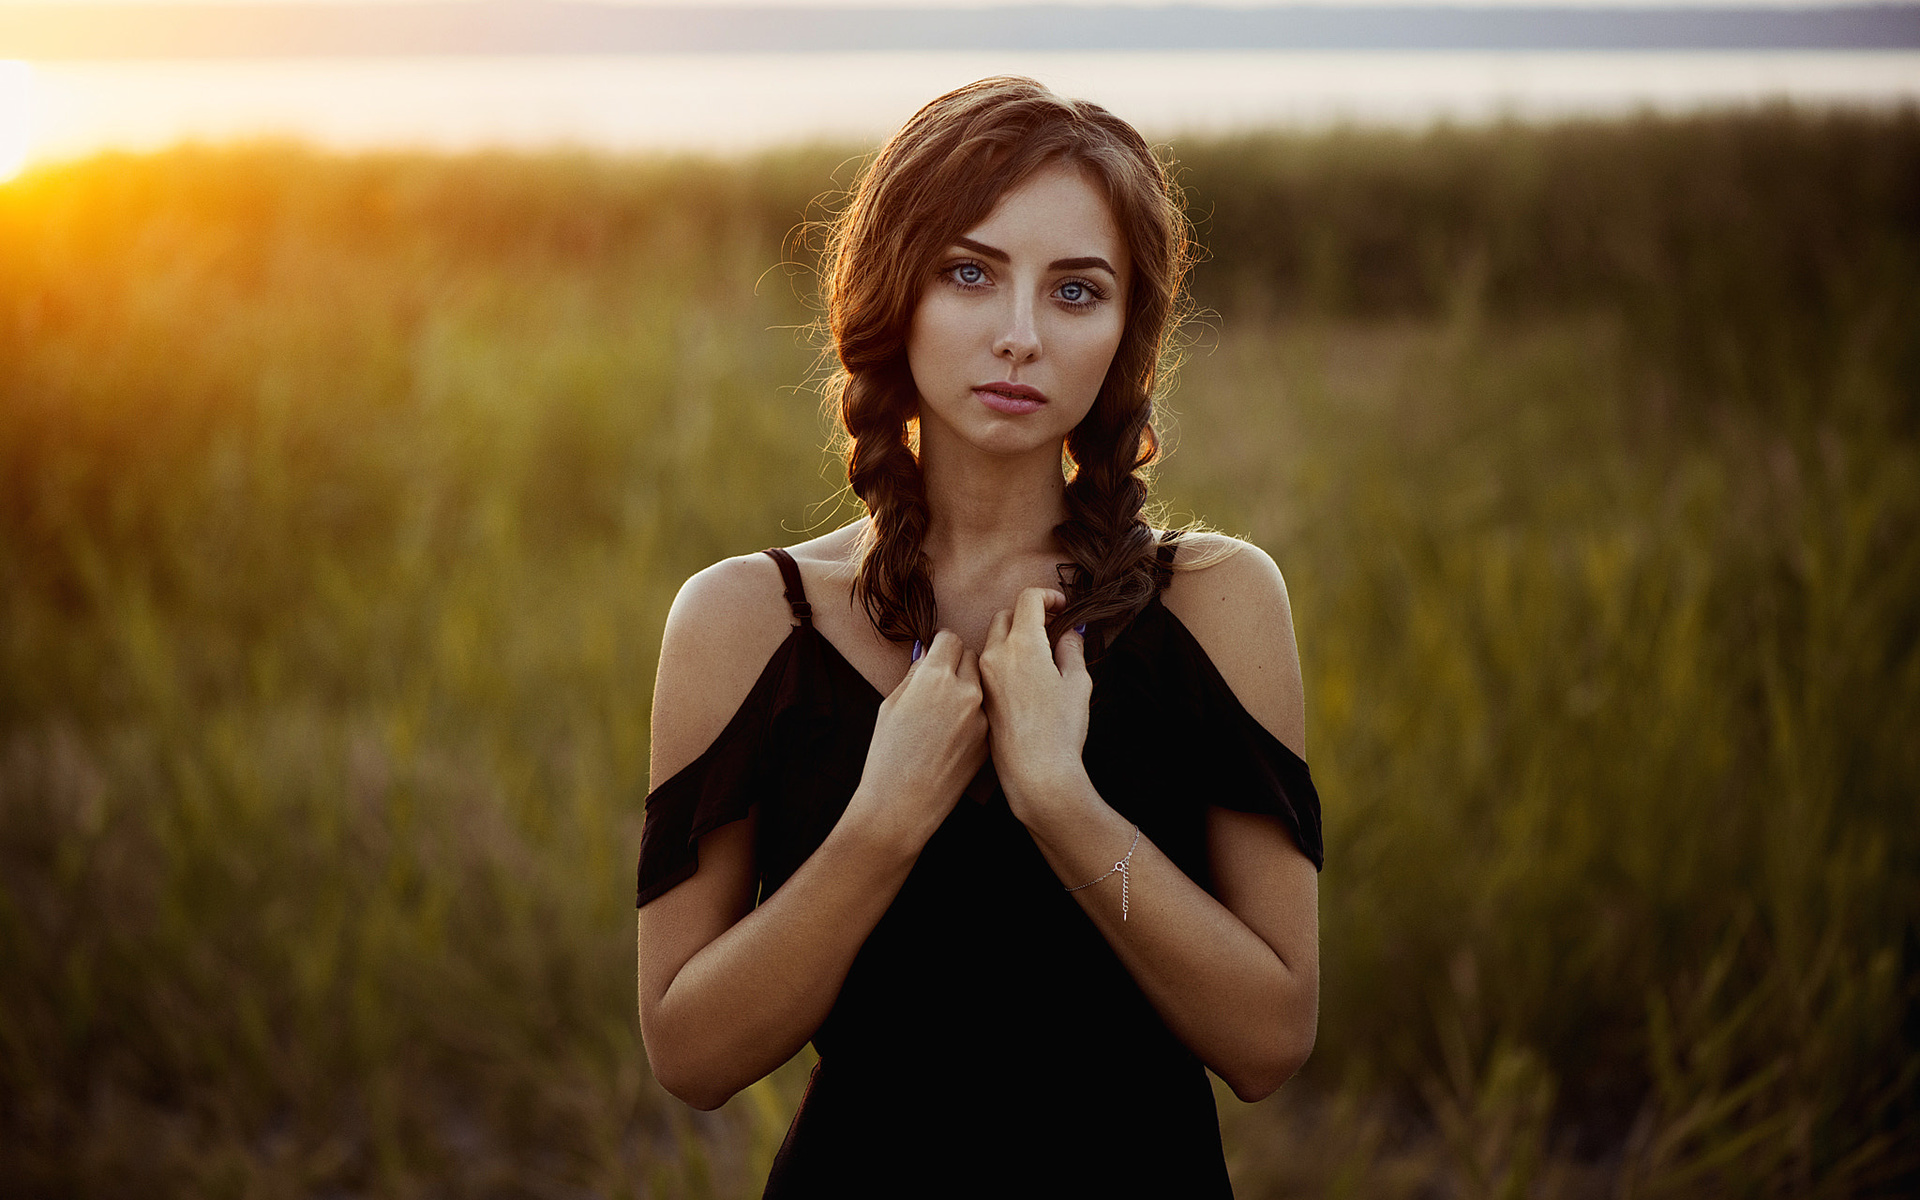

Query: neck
(917, 436), (1069, 568)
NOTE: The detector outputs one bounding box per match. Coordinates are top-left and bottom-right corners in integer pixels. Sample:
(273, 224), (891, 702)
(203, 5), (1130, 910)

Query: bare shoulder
(782, 520), (866, 579)
(649, 551), (799, 786)
(1159, 531), (1307, 759)
(1160, 531), (1294, 613)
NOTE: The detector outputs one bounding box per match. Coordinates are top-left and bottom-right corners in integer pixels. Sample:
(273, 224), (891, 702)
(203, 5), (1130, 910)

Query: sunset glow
(0, 61), (30, 181)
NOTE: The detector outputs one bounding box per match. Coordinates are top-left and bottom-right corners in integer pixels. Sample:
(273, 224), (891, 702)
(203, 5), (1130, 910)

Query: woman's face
(906, 162), (1129, 465)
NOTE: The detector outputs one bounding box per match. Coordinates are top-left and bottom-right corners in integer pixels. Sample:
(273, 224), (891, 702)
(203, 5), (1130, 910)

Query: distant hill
(3, 2), (1918, 59)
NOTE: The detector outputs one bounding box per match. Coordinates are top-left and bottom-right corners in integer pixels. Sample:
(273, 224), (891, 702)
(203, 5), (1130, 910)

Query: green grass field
(1, 109), (1916, 1197)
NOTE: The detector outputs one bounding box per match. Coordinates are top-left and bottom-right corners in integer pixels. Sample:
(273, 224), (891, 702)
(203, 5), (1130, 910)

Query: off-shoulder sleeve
(635, 634), (799, 908)
(1165, 611), (1325, 871)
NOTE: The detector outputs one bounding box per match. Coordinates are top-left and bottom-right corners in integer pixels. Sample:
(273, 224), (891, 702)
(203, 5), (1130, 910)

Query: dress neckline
(791, 593), (1307, 771)
(795, 589), (1163, 701)
(763, 537), (1184, 705)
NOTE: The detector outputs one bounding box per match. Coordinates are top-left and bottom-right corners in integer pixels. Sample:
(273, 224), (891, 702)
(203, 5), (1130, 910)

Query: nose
(993, 295), (1040, 365)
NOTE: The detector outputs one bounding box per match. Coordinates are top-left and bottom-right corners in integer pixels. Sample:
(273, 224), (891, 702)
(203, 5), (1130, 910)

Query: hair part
(822, 76), (1197, 649)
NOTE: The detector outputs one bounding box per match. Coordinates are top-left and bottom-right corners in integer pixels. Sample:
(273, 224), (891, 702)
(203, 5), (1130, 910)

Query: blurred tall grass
(1, 108), (1915, 1197)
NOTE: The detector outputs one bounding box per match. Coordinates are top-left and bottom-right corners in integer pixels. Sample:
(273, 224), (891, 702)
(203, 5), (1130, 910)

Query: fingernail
(911, 639), (923, 663)
(1073, 623), (1087, 636)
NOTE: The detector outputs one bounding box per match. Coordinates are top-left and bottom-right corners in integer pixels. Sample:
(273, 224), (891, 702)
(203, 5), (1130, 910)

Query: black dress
(636, 541), (1324, 1198)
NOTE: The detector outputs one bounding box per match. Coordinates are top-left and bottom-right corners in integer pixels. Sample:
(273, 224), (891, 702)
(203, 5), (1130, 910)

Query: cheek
(905, 295), (962, 372)
(903, 314), (936, 394)
(1072, 317), (1127, 383)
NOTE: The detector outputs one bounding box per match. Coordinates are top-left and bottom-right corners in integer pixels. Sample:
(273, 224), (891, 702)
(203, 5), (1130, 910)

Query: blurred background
(2, 1), (1917, 1196)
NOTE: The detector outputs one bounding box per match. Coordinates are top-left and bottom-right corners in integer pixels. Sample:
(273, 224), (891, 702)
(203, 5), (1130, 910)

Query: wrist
(1002, 761), (1097, 830)
(841, 781), (942, 862)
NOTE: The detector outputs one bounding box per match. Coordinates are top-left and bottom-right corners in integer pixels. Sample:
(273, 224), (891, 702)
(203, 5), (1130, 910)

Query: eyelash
(939, 260), (1108, 311)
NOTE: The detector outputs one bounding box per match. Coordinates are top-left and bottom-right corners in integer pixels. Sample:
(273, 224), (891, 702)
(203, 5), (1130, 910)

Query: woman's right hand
(847, 630), (989, 850)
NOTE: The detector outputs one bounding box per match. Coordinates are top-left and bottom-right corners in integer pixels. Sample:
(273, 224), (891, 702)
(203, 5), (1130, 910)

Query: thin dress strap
(1152, 530), (1182, 593)
(762, 547), (814, 626)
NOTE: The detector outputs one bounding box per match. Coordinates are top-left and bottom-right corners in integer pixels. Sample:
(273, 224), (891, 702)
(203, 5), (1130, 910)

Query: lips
(973, 381), (1047, 415)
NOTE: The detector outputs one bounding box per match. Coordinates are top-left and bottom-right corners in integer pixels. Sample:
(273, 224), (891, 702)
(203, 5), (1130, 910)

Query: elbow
(667, 1079), (737, 1113)
(1219, 1009), (1317, 1104)
(638, 1008), (743, 1112)
(1222, 1040), (1313, 1104)
(645, 1048), (741, 1112)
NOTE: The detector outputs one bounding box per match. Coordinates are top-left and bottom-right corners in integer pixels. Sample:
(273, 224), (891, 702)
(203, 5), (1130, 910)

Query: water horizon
(5, 49), (1919, 178)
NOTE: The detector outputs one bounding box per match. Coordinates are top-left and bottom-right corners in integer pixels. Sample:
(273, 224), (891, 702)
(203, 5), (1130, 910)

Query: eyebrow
(954, 236), (1119, 277)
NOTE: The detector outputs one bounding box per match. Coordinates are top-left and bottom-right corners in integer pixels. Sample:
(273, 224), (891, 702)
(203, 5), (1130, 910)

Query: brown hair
(824, 76), (1195, 649)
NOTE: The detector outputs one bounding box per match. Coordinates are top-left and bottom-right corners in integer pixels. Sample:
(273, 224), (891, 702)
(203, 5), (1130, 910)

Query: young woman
(635, 77), (1323, 1196)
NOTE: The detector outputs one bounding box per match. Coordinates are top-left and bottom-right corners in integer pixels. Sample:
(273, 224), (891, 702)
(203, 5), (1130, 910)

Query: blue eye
(1056, 279), (1104, 308)
(951, 262), (986, 286)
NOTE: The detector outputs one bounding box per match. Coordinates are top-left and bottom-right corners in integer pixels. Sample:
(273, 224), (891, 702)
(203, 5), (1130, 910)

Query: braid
(1051, 374), (1163, 651)
(842, 369), (938, 645)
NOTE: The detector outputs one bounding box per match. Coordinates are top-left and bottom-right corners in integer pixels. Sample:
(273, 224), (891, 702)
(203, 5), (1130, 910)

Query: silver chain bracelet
(1064, 825), (1141, 921)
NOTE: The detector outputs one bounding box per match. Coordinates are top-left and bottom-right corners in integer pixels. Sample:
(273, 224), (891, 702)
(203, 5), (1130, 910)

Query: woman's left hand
(978, 586), (1093, 821)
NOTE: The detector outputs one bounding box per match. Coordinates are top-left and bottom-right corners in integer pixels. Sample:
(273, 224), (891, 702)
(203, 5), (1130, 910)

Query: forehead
(965, 163), (1126, 265)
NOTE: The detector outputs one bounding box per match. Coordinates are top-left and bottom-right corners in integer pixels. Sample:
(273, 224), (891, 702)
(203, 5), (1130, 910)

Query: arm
(977, 542), (1319, 1101)
(635, 555), (990, 1110)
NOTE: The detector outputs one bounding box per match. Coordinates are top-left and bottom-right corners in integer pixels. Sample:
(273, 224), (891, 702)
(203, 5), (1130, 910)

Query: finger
(924, 629), (963, 671)
(1053, 624), (1087, 677)
(1012, 587), (1058, 635)
(1025, 586), (1068, 614)
(984, 607), (1014, 650)
(956, 645), (981, 686)
(897, 635), (927, 689)
(890, 642), (922, 699)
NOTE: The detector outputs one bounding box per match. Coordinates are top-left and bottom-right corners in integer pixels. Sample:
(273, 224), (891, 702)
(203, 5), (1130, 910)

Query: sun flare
(0, 61), (33, 182)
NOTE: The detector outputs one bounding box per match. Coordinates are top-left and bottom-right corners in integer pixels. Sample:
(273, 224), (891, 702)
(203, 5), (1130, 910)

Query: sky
(0, 0), (1897, 8)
